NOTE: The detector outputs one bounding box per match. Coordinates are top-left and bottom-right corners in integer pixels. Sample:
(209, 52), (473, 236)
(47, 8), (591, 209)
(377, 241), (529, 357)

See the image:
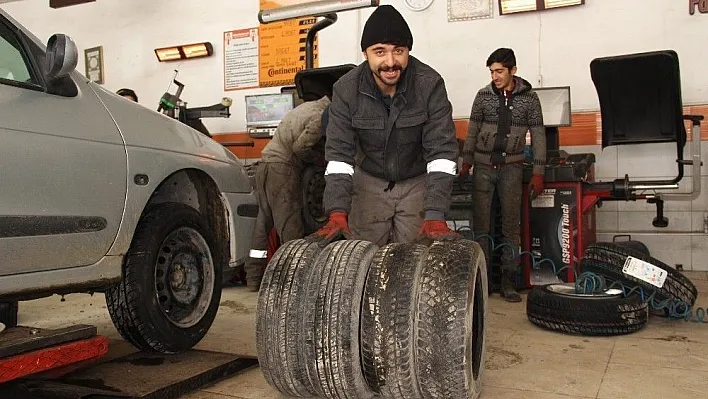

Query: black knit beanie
(360, 5), (413, 52)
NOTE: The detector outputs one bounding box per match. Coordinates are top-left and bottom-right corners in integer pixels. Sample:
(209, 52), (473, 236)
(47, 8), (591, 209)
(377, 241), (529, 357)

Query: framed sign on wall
(499, 0), (585, 15)
(84, 46), (104, 84)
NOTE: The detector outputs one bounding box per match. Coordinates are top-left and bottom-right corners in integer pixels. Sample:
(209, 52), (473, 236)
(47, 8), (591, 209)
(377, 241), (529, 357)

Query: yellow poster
(259, 0), (319, 87)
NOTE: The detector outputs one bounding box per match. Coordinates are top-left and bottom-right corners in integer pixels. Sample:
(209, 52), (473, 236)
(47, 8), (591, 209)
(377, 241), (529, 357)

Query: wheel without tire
(581, 242), (697, 311)
(416, 239), (488, 399)
(361, 242), (429, 397)
(304, 240), (379, 399)
(527, 283), (648, 336)
(105, 203), (223, 354)
(256, 239), (322, 397)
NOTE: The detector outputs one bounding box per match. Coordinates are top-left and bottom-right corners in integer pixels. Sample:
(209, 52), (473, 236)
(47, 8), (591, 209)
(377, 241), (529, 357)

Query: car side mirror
(46, 34), (78, 82)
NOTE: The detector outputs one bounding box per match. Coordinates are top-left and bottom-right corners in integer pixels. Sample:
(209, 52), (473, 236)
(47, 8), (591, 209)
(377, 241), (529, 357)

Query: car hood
(89, 82), (241, 166)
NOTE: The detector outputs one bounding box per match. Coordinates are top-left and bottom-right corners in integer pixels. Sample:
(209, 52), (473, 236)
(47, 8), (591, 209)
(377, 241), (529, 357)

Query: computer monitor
(245, 93), (295, 127)
(281, 86), (305, 107)
(533, 86), (572, 127)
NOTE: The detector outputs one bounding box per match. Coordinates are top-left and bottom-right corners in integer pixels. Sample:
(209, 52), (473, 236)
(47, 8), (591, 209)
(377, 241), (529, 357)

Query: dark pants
(472, 163), (523, 273)
(350, 169), (425, 247)
(244, 162), (304, 284)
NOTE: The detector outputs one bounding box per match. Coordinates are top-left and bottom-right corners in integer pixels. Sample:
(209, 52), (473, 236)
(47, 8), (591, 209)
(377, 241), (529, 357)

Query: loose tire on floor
(581, 242), (697, 311)
(105, 203), (223, 354)
(416, 239), (488, 399)
(256, 239), (322, 397)
(304, 240), (379, 399)
(527, 283), (649, 336)
(361, 242), (429, 397)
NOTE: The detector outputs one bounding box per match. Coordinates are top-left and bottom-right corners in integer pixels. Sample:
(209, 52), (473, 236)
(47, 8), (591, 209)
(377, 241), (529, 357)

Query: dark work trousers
(472, 163), (523, 273)
(244, 162), (304, 285)
(349, 168), (426, 247)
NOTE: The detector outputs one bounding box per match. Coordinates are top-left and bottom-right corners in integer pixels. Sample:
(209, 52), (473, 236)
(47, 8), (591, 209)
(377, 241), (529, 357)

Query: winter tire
(581, 242), (697, 311)
(105, 203), (223, 354)
(527, 283), (649, 336)
(416, 239), (488, 399)
(304, 240), (379, 399)
(256, 239), (322, 397)
(361, 242), (429, 397)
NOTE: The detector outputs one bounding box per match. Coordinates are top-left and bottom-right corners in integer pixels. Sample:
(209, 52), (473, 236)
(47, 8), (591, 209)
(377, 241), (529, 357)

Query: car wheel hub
(154, 227), (215, 328)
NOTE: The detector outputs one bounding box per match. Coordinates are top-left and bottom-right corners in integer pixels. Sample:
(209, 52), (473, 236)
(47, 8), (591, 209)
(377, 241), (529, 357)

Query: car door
(0, 15), (127, 276)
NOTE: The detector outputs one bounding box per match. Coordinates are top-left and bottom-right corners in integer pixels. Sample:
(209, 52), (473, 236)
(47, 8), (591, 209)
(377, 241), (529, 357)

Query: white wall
(3, 0), (708, 268)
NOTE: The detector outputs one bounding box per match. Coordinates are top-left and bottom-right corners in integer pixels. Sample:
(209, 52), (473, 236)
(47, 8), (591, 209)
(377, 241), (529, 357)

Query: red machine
(521, 152), (598, 288)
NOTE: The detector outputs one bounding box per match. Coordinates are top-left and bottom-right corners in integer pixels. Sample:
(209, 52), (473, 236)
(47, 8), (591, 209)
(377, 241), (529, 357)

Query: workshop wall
(3, 0), (707, 268)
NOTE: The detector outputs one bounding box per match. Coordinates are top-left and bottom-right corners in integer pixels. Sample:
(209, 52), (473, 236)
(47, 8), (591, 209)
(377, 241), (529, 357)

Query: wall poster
(258, 0), (319, 87)
(448, 0), (494, 22)
(224, 28), (260, 91)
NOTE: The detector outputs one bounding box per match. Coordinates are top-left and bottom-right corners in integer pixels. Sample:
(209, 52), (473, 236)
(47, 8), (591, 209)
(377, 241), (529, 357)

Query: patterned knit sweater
(462, 76), (546, 175)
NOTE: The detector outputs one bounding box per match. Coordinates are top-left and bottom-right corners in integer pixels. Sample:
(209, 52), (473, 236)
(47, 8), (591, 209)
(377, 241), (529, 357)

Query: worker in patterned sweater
(243, 95), (330, 292)
(459, 47), (546, 302)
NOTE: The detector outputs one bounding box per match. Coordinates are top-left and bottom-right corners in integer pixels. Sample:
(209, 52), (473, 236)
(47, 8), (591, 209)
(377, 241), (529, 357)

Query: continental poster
(258, 0), (319, 87)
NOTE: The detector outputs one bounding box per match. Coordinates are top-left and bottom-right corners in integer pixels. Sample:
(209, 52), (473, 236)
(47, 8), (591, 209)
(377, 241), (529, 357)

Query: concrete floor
(14, 271), (708, 399)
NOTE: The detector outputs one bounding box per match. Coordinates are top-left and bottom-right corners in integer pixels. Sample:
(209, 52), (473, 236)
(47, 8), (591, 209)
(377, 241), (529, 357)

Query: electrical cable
(454, 225), (706, 323)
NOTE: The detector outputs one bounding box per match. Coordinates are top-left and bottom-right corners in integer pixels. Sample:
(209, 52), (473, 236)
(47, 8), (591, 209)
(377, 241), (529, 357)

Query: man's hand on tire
(305, 211), (353, 247)
(415, 220), (461, 246)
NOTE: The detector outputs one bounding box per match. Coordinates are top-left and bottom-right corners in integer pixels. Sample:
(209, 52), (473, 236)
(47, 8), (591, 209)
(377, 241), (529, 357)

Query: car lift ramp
(0, 324), (258, 399)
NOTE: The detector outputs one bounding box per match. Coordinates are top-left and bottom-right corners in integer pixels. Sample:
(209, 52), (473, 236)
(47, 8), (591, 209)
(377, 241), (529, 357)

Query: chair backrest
(590, 50), (686, 149)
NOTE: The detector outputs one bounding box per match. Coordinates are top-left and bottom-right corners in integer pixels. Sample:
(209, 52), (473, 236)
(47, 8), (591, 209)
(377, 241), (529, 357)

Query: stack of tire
(256, 238), (489, 399)
(526, 241), (698, 336)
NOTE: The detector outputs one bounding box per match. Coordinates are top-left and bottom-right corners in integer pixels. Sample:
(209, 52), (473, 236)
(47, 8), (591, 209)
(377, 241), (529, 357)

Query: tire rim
(547, 283), (623, 297)
(154, 227), (214, 328)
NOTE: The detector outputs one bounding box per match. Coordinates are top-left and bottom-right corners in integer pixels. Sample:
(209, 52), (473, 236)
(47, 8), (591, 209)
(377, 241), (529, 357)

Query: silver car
(0, 9), (257, 353)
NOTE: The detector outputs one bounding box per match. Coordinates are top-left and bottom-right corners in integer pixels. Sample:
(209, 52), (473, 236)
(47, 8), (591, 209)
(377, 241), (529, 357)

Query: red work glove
(457, 162), (472, 187)
(305, 211), (352, 246)
(417, 220), (461, 243)
(529, 174), (545, 200)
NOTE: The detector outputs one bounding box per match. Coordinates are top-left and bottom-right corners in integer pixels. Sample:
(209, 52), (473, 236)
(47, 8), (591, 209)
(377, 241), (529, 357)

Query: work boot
(244, 255), (267, 293)
(501, 270), (521, 302)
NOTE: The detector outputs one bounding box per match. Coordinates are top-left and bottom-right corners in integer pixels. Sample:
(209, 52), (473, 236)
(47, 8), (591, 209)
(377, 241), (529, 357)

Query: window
(0, 23), (35, 85)
(499, 0), (584, 15)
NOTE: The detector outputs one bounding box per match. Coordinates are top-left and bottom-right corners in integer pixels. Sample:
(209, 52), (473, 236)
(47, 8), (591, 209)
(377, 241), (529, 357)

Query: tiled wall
(561, 139), (708, 271)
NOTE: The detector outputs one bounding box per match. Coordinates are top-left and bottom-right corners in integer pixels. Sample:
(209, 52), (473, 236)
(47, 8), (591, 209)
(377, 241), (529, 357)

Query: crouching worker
(243, 96), (330, 292)
(306, 5), (460, 247)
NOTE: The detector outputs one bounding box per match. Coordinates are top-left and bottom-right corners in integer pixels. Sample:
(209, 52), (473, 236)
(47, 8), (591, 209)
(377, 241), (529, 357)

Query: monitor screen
(533, 86), (572, 127)
(245, 93), (295, 127)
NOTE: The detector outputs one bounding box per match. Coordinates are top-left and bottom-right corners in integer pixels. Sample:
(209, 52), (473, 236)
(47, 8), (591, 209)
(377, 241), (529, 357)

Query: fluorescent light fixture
(154, 42), (213, 62)
(259, 0), (379, 24)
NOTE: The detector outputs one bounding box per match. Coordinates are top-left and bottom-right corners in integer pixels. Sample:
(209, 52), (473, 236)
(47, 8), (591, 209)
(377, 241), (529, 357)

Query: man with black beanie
(307, 5), (460, 247)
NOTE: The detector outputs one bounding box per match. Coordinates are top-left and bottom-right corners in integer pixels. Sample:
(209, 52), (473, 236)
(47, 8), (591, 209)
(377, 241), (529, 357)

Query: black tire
(0, 301), (18, 328)
(256, 239), (321, 397)
(416, 239), (488, 399)
(581, 242), (697, 310)
(303, 240), (379, 399)
(301, 165), (326, 235)
(526, 283), (648, 336)
(361, 242), (429, 397)
(105, 203), (223, 354)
